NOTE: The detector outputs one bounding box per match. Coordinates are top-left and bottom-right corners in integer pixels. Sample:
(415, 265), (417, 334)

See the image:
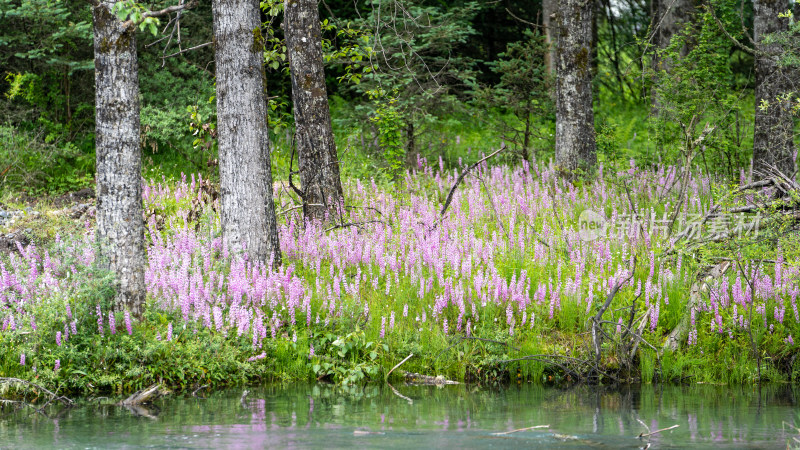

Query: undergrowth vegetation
(1, 159), (798, 395)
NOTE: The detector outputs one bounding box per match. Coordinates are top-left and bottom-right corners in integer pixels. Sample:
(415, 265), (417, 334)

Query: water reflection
(0, 383), (797, 448)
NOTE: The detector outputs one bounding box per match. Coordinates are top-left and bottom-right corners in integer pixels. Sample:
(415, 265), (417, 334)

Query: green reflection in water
(0, 383), (797, 448)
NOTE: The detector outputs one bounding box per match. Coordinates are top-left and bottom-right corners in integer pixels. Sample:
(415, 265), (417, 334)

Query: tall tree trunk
(591, 0), (599, 80)
(92, 1), (146, 317)
(650, 0), (696, 113)
(753, 0), (796, 179)
(554, 0), (596, 175)
(285, 0), (344, 221)
(405, 122), (417, 170)
(212, 0), (281, 266)
(523, 98), (532, 163)
(542, 0), (556, 76)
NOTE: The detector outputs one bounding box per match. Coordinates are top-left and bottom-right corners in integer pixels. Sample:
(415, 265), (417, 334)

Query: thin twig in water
(638, 424), (679, 438)
(492, 424), (549, 436)
(387, 383), (413, 404)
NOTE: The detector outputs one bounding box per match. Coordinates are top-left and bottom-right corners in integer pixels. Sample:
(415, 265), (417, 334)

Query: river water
(0, 383), (797, 449)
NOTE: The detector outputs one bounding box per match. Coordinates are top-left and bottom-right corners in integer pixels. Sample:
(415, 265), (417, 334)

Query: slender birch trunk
(92, 0), (146, 317)
(554, 0), (597, 175)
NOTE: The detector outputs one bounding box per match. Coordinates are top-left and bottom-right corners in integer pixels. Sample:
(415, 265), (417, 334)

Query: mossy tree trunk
(554, 0), (596, 175)
(212, 0), (281, 267)
(285, 0), (344, 221)
(753, 0), (796, 179)
(92, 0), (146, 317)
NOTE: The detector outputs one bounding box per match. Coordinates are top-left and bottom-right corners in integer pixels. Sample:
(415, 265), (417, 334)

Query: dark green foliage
(345, 1), (481, 164)
(310, 329), (383, 385)
(594, 0), (651, 104)
(648, 0), (752, 176)
(370, 97), (405, 176)
(0, 125), (94, 194)
(0, 0), (94, 127)
(477, 29), (553, 162)
(0, 0), (95, 193)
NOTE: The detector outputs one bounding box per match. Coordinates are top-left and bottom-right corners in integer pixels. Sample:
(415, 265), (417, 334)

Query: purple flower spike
(124, 310), (132, 335)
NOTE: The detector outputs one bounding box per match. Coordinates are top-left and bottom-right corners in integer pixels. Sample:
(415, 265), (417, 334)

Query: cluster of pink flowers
(0, 161), (797, 369)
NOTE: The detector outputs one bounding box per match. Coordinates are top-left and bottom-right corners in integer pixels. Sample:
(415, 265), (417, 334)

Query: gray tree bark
(212, 0), (281, 266)
(753, 0), (796, 179)
(542, 0), (557, 76)
(650, 0), (696, 113)
(285, 0), (344, 221)
(92, 1), (146, 317)
(554, 0), (596, 175)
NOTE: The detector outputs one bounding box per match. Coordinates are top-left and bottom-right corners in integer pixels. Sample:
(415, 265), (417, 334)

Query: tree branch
(162, 41), (212, 60)
(437, 143), (506, 222)
(121, 1), (197, 31)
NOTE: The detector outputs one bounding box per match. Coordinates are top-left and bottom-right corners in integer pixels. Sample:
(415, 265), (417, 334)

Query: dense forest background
(1, 0), (796, 194)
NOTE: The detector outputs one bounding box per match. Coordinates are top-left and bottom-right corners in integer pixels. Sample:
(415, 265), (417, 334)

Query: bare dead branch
(0, 378), (73, 406)
(386, 353), (413, 380)
(638, 424), (679, 438)
(492, 425), (550, 436)
(162, 41), (212, 60)
(121, 1), (197, 31)
(436, 145), (506, 221)
(324, 219), (385, 232)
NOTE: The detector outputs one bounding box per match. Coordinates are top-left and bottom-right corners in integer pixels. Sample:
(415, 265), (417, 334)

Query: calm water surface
(0, 383), (797, 449)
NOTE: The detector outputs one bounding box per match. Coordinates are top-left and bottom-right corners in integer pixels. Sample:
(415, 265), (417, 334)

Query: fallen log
(0, 377), (73, 406)
(663, 261), (731, 352)
(119, 383), (169, 406)
(401, 371), (459, 385)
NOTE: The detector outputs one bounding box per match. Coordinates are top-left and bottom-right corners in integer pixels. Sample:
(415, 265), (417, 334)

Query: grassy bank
(0, 159), (798, 397)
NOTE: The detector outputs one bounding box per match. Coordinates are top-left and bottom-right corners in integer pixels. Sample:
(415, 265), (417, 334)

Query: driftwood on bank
(401, 371), (459, 385)
(591, 261), (636, 366)
(668, 175), (800, 252)
(119, 383), (169, 406)
(0, 377), (73, 406)
(663, 261), (731, 352)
